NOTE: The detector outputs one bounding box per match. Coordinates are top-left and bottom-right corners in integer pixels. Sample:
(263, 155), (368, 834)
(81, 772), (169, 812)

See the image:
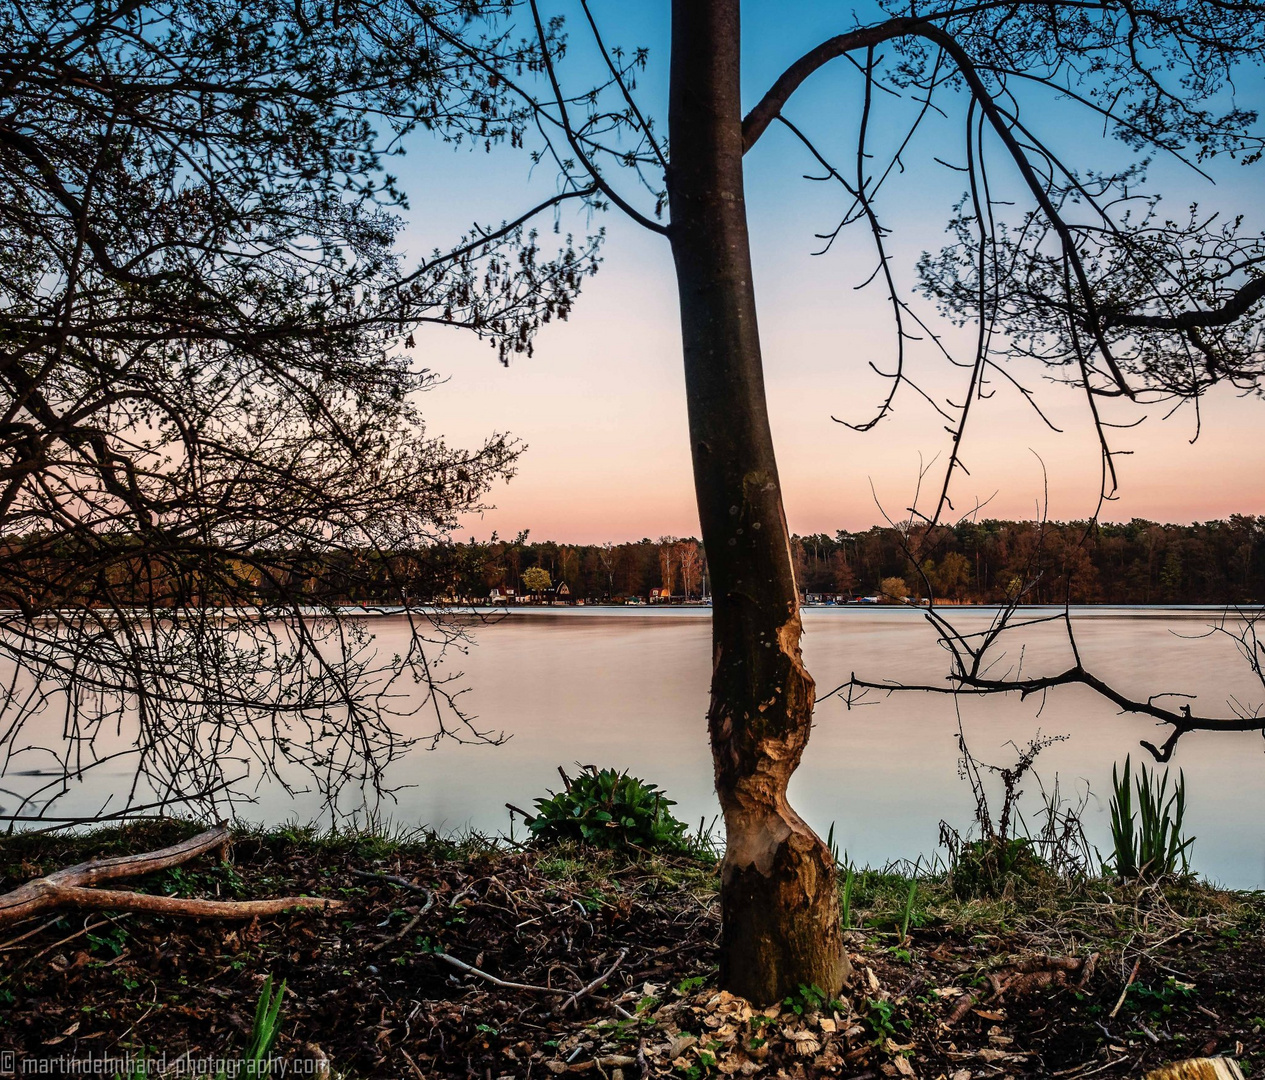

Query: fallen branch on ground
(948, 952), (1097, 1024)
(436, 947), (632, 1011)
(559, 947), (629, 1013)
(350, 869), (432, 892)
(433, 950), (569, 995)
(0, 826), (343, 926)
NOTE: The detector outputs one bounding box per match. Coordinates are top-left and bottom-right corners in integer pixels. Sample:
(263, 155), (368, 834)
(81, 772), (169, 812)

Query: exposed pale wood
(0, 826), (342, 926)
(1145, 1060), (1245, 1080)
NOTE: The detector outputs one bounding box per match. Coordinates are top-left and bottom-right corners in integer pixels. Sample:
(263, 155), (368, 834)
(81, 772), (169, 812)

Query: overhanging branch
(836, 659), (1265, 763)
(741, 17), (923, 153)
(1101, 276), (1265, 332)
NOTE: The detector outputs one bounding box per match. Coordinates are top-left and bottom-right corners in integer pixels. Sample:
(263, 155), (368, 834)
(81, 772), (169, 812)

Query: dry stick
(350, 869), (431, 892)
(399, 1048), (426, 1080)
(1109, 958), (1142, 1019)
(368, 893), (436, 954)
(560, 948), (630, 1013)
(436, 949), (634, 1010)
(23, 885), (341, 921)
(0, 827), (343, 926)
(30, 913), (134, 962)
(0, 914), (64, 950)
(433, 951), (566, 996)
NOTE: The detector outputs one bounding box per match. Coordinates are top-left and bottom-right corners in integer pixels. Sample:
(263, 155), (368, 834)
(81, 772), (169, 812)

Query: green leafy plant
(1127, 976), (1197, 1018)
(783, 983), (844, 1016)
(525, 765), (691, 852)
(946, 835), (1047, 898)
(240, 974), (287, 1073)
(826, 821), (841, 866)
(87, 924), (128, 958)
(863, 998), (909, 1045)
(1106, 755), (1195, 879)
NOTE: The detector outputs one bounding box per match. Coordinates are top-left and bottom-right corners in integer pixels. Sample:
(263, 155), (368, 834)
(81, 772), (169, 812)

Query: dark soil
(1, 822), (1263, 1079)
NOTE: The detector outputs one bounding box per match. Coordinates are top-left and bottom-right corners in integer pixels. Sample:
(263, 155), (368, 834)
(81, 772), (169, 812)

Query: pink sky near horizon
(419, 214), (1265, 545)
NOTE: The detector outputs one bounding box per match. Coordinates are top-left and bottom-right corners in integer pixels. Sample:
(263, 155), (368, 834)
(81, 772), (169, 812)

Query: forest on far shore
(6, 516), (1262, 609)
(452, 516), (1264, 605)
(276, 516), (1265, 606)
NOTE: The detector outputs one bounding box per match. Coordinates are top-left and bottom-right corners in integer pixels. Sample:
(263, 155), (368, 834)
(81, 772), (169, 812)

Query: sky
(396, 2), (1265, 545)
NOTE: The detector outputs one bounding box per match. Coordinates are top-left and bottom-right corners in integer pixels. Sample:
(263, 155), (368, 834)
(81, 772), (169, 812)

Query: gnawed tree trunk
(667, 0), (848, 1004)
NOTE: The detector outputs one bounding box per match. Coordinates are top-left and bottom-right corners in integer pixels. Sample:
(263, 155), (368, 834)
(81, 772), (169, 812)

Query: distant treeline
(789, 516), (1264, 605)
(359, 517), (1265, 605)
(427, 518), (1265, 604)
(5, 518), (1261, 609)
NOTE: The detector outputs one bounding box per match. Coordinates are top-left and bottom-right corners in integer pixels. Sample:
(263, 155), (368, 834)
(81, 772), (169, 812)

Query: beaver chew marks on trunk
(667, 0), (849, 1004)
(711, 608), (847, 1002)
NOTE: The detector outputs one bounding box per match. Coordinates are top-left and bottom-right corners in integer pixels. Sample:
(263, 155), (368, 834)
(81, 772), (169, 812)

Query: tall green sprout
(115, 975), (287, 1080)
(1107, 755), (1194, 880)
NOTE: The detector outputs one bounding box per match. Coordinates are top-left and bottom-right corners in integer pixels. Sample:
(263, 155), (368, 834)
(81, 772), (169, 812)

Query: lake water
(10, 607), (1265, 888)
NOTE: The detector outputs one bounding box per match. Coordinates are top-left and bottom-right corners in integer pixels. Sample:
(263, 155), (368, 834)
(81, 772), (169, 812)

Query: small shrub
(863, 998), (909, 1045)
(947, 835), (1048, 898)
(939, 731), (1081, 897)
(783, 983), (844, 1016)
(1106, 755), (1194, 880)
(1127, 976), (1198, 1018)
(526, 765), (690, 852)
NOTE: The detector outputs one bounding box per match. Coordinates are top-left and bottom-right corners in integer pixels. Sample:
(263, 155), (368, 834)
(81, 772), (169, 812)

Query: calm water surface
(13, 608), (1265, 887)
(343, 606), (1265, 889)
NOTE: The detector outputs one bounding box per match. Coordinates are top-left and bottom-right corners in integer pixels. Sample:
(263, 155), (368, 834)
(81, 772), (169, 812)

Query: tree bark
(667, 0), (848, 1004)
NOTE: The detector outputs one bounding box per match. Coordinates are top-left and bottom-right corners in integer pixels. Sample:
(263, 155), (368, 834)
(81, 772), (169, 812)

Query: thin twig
(399, 1048), (426, 1080)
(31, 913), (134, 962)
(369, 892), (436, 954)
(1108, 958), (1141, 1019)
(433, 951), (568, 996)
(350, 869), (431, 892)
(0, 914), (64, 951)
(560, 948), (629, 1013)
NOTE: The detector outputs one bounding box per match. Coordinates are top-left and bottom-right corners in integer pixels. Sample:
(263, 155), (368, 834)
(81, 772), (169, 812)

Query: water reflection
(9, 607), (1265, 888)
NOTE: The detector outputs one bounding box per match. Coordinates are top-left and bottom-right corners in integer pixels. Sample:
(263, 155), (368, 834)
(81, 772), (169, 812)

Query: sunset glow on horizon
(420, 216), (1265, 545)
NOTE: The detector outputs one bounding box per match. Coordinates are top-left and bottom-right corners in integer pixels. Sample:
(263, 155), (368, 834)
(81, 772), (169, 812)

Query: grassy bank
(1, 820), (1262, 1078)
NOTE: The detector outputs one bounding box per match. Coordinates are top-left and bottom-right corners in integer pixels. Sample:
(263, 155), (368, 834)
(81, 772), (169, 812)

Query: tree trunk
(667, 0), (848, 1004)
